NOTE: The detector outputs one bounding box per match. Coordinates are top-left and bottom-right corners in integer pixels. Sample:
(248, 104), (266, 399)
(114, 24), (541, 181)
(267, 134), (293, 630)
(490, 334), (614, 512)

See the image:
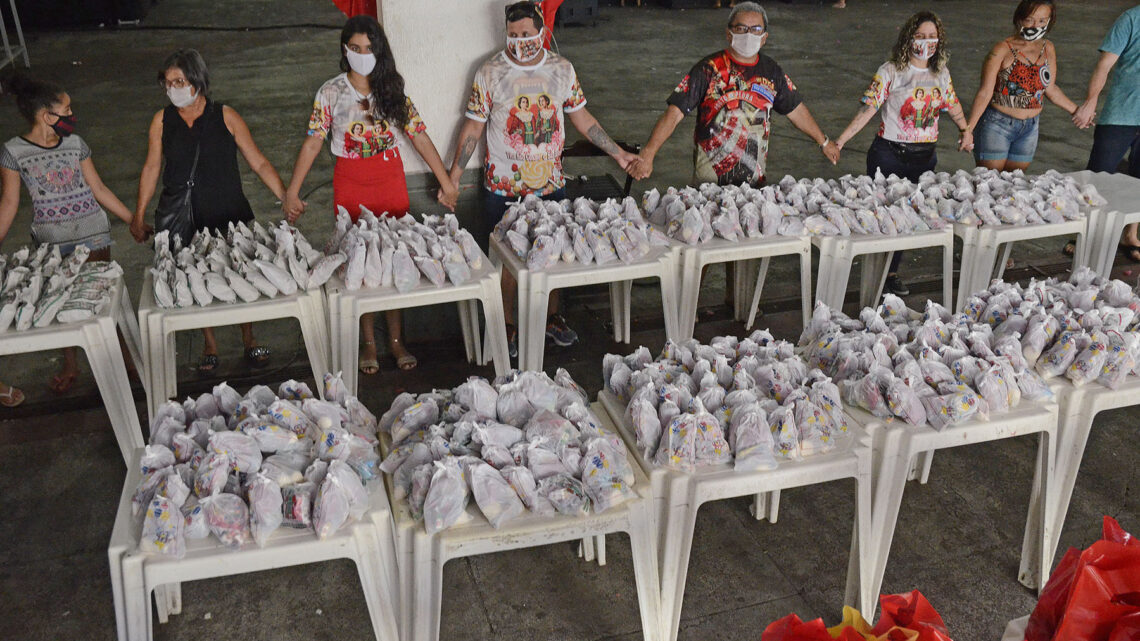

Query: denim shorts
(973, 107), (1040, 164)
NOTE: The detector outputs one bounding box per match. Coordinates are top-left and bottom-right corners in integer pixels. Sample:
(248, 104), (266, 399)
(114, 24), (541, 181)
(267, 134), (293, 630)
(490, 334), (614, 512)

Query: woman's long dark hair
(340, 15), (408, 130)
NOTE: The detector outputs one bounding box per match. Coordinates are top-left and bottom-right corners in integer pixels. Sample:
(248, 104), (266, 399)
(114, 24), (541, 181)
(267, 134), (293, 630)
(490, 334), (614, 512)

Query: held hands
(129, 217), (154, 243)
(820, 139), (840, 165)
(625, 152), (653, 181)
(1073, 100), (1096, 129)
(957, 130), (974, 153)
(282, 193), (306, 224)
(436, 179), (459, 212)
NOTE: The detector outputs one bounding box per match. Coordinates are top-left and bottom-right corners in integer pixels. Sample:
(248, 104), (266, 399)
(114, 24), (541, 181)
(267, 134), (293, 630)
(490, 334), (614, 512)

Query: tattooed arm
(436, 118), (486, 208)
(567, 107), (636, 169)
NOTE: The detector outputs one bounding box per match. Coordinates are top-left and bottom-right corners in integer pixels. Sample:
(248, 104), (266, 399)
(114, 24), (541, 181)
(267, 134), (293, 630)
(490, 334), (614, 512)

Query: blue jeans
(1087, 124), (1140, 177)
(973, 107), (1040, 164)
(479, 187), (567, 249)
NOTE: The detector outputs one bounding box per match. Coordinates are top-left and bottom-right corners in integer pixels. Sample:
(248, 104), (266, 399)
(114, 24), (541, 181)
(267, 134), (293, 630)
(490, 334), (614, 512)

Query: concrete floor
(1, 1), (1138, 639)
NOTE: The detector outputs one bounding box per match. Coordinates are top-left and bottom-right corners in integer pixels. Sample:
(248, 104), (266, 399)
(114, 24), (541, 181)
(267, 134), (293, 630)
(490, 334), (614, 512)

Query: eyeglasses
(163, 78), (190, 89)
(729, 24), (766, 35)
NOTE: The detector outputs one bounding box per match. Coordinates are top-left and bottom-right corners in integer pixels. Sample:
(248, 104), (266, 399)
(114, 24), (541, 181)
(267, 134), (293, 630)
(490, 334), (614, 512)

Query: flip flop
(244, 346), (271, 368)
(359, 356), (380, 375)
(0, 385), (24, 408)
(1061, 241), (1076, 257)
(198, 353), (219, 373)
(49, 371), (78, 394)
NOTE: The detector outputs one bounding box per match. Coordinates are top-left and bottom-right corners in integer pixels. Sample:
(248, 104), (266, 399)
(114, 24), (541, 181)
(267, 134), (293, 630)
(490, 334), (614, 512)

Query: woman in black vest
(133, 49), (290, 372)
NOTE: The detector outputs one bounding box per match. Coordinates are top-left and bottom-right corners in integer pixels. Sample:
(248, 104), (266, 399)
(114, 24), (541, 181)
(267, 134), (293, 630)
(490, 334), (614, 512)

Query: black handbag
(155, 141), (200, 247)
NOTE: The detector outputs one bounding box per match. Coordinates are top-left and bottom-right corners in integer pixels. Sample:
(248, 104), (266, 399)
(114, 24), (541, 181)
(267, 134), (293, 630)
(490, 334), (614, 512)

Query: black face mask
(49, 113), (76, 137)
(1020, 26), (1047, 41)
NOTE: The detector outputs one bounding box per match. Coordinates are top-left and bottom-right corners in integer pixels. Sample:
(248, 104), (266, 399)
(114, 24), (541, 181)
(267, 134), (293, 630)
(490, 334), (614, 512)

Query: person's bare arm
(408, 131), (457, 212)
(785, 103), (840, 164)
(1042, 42), (1080, 121)
(0, 167), (22, 246)
(80, 158), (132, 224)
(567, 107), (636, 168)
(224, 105), (286, 202)
(1074, 51), (1120, 128)
(629, 105), (686, 180)
(834, 104), (878, 149)
(965, 42), (1008, 132)
(132, 110), (164, 242)
(283, 135), (324, 222)
(446, 118), (486, 186)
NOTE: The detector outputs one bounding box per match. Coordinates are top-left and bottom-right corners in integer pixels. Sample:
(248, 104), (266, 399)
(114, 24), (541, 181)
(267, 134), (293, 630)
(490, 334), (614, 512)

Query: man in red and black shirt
(629, 2), (839, 186)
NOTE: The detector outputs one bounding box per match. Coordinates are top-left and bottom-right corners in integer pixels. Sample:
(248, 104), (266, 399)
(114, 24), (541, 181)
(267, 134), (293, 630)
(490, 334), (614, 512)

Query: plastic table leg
(657, 255), (680, 342)
(525, 272), (550, 372)
(83, 319), (144, 463)
(1017, 429), (1057, 591)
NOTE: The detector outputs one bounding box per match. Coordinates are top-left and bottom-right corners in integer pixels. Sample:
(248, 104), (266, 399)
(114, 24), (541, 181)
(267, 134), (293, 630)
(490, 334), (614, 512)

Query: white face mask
(506, 30), (544, 63)
(167, 85), (197, 109)
(912, 38), (939, 61)
(730, 33), (765, 58)
(344, 46), (377, 76)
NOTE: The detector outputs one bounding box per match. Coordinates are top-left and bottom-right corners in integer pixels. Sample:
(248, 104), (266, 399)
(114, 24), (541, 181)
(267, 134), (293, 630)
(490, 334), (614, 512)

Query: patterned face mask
(911, 38), (939, 61)
(1020, 26), (1047, 41)
(507, 29), (544, 62)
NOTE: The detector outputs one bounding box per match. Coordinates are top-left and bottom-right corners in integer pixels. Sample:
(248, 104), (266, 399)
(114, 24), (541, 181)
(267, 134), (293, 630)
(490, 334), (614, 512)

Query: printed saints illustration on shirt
(862, 62), (959, 144)
(342, 120), (398, 158)
(899, 86), (948, 134)
(505, 93), (562, 149)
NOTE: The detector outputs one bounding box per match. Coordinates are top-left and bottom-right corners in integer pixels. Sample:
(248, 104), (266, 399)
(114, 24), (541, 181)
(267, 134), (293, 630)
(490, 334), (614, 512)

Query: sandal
(0, 384), (24, 408)
(359, 340), (379, 376)
(1119, 242), (1140, 263)
(1062, 241), (1076, 258)
(390, 339), (418, 371)
(198, 353), (220, 373)
(49, 371), (78, 393)
(244, 346), (271, 368)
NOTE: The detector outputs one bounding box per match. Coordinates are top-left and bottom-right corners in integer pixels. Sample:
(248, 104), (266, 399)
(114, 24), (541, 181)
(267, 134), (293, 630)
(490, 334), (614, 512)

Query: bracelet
(819, 136), (830, 149)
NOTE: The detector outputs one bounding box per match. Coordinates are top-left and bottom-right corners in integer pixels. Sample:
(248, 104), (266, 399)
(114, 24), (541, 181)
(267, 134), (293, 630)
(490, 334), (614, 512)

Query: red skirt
(333, 149), (411, 223)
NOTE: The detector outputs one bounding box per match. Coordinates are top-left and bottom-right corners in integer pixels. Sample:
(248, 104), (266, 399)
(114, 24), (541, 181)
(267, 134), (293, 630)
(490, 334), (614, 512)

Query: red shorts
(333, 149), (411, 222)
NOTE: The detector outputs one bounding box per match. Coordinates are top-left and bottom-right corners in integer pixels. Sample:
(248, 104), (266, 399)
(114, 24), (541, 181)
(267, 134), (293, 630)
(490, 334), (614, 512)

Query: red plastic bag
(871, 590), (952, 641)
(1108, 612), (1140, 641)
(1026, 517), (1140, 641)
(761, 614), (834, 641)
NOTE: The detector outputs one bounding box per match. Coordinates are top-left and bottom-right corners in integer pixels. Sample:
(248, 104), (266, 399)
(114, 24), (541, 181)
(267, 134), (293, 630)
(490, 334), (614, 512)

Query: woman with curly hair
(284, 15), (457, 375)
(834, 11), (971, 296)
(964, 0), (1081, 173)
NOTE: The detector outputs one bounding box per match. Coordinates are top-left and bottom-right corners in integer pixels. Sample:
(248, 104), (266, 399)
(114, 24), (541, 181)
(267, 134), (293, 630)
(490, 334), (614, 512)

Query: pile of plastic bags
(642, 168), (1102, 245)
(800, 268), (1140, 430)
(494, 194), (672, 270)
(1017, 516), (1140, 641)
(603, 331), (849, 471)
(0, 243), (123, 331)
(149, 220), (343, 309)
(378, 369), (636, 533)
(135, 372), (379, 557)
(327, 207), (484, 292)
(762, 590), (952, 641)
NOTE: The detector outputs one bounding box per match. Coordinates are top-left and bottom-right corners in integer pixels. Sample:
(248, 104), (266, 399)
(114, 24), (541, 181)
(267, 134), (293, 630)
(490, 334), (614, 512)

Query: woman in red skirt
(285, 15), (458, 374)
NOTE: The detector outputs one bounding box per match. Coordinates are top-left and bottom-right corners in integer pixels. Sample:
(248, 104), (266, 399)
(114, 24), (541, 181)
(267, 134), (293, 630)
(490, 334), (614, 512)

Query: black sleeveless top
(161, 100), (253, 233)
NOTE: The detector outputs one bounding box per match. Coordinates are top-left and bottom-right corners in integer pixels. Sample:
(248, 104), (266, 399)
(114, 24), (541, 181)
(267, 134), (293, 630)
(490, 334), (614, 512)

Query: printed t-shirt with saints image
(667, 51), (802, 186)
(466, 50), (586, 197)
(307, 73), (426, 159)
(863, 62), (959, 144)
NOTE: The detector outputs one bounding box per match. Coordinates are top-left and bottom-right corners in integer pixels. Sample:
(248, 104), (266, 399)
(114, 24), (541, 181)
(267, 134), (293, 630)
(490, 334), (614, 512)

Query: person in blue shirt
(1074, 5), (1140, 261)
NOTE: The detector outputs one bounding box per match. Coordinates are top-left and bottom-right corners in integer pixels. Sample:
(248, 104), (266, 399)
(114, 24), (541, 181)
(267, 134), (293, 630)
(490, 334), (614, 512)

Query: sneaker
(506, 324), (518, 359)
(884, 275), (910, 296)
(545, 314), (578, 347)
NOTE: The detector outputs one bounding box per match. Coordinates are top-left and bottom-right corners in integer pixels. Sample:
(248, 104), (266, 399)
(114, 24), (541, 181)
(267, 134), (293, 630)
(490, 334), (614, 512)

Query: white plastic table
(672, 234), (811, 340)
(1069, 170), (1140, 278)
(848, 400), (1059, 599)
(324, 246), (510, 395)
(812, 228), (955, 312)
(0, 274), (145, 464)
(597, 391), (875, 635)
(381, 405), (664, 641)
(954, 218), (1089, 312)
(138, 270), (330, 420)
(108, 448), (401, 641)
(488, 235), (680, 372)
(1018, 375), (1140, 586)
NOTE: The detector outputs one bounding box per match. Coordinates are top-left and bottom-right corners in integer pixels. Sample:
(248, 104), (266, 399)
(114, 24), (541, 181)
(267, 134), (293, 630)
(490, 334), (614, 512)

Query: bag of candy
(247, 472), (283, 547)
(423, 458), (470, 534)
(201, 492), (251, 549)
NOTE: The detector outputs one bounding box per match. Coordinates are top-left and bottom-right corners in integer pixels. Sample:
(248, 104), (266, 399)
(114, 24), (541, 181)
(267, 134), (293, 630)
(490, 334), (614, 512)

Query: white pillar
(380, 0), (504, 177)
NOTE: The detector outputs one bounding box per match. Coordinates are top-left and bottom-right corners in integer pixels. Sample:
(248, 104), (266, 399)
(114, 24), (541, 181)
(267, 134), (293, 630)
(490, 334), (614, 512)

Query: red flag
(332, 0), (377, 19)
